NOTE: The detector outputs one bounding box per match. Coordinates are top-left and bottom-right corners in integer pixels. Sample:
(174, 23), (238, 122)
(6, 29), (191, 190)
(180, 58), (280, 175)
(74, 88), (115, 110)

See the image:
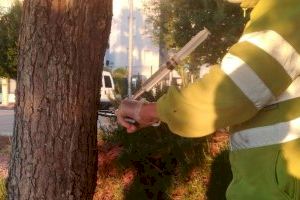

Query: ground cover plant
(94, 123), (232, 200)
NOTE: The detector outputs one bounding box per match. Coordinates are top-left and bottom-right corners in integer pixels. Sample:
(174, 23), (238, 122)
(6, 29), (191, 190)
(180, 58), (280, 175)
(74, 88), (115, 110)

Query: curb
(0, 104), (15, 110)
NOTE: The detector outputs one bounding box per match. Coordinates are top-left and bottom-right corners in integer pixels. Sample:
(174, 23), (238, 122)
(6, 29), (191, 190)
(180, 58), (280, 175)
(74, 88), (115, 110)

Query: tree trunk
(7, 0), (112, 199)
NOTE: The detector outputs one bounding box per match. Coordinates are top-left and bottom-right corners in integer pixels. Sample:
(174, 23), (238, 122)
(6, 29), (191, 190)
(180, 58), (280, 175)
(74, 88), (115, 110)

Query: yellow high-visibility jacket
(157, 0), (300, 199)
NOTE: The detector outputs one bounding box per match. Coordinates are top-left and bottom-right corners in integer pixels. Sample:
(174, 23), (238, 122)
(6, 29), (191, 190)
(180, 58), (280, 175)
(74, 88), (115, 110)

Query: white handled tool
(131, 27), (210, 100)
(99, 28), (211, 125)
(124, 28), (210, 126)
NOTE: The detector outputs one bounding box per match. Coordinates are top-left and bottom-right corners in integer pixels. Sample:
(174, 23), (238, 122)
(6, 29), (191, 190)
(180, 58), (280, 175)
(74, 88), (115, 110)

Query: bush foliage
(0, 1), (22, 78)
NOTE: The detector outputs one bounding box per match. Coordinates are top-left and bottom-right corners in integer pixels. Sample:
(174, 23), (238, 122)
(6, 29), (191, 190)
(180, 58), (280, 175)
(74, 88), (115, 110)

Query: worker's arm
(156, 64), (259, 137)
(116, 64), (259, 135)
(117, 0), (299, 136)
(155, 0), (300, 137)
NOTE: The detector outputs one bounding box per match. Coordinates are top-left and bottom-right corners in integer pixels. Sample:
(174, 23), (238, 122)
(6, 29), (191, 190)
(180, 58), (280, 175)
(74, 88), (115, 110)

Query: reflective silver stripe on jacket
(230, 116), (300, 150)
(221, 53), (275, 109)
(223, 30), (300, 150)
(239, 30), (300, 79)
(221, 30), (300, 110)
(231, 77), (300, 150)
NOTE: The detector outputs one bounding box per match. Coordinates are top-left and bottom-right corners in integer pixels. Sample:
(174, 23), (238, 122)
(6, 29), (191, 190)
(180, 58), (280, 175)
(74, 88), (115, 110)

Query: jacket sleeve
(157, 65), (258, 137)
(157, 0), (300, 137)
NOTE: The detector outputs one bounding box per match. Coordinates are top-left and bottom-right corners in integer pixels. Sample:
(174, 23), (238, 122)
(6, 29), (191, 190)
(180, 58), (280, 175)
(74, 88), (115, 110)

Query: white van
(100, 71), (115, 109)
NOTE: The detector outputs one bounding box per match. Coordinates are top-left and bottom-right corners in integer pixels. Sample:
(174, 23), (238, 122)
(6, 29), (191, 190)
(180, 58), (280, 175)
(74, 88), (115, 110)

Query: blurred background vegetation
(0, 0), (21, 78)
(145, 0), (248, 81)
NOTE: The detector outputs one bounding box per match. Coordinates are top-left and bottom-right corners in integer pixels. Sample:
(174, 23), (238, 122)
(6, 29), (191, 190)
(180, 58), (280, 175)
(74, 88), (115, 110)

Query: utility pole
(128, 0), (134, 97)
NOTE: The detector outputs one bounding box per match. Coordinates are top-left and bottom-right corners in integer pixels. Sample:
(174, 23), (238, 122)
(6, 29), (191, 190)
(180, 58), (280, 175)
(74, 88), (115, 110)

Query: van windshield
(104, 75), (112, 88)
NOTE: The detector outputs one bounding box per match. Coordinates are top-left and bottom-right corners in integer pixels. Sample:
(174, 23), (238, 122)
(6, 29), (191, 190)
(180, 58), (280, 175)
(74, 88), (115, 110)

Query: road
(0, 110), (14, 136)
(98, 115), (118, 132)
(0, 110), (115, 137)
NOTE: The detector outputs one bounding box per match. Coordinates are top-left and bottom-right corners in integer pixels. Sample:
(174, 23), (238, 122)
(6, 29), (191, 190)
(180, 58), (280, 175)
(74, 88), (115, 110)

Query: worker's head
(226, 0), (242, 3)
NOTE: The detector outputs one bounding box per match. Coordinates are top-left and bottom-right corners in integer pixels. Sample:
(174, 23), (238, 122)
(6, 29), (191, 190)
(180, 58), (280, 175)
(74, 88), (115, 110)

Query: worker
(116, 0), (300, 199)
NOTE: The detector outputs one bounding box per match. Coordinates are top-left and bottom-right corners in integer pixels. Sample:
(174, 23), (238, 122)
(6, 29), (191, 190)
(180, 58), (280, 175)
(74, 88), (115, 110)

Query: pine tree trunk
(7, 0), (112, 199)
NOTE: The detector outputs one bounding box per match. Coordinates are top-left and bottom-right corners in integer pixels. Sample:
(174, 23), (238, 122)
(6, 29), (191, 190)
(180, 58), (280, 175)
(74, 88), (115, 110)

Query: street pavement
(0, 109), (117, 136)
(0, 110), (14, 136)
(98, 115), (118, 132)
(0, 110), (115, 137)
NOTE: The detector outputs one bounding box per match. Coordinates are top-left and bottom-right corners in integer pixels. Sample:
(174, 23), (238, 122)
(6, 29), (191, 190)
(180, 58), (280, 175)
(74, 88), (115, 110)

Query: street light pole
(128, 0), (133, 97)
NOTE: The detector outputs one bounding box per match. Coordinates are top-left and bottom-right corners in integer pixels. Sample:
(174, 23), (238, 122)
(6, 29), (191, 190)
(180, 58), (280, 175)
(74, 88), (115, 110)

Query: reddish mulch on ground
(97, 141), (123, 178)
(96, 140), (136, 184)
(1, 132), (230, 199)
(0, 136), (11, 178)
(0, 136), (10, 149)
(209, 131), (229, 157)
(0, 156), (9, 178)
(94, 140), (137, 200)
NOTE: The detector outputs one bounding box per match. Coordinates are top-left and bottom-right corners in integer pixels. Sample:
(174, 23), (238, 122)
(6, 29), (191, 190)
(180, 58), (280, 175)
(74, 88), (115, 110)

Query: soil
(0, 136), (11, 178)
(0, 132), (230, 198)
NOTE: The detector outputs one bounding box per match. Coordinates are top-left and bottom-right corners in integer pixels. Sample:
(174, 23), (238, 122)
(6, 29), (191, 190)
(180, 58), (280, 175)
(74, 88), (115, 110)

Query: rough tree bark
(7, 0), (112, 199)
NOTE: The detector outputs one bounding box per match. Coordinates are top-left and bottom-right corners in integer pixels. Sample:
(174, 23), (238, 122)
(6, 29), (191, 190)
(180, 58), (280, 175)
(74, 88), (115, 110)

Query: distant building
(0, 78), (16, 105)
(105, 0), (160, 78)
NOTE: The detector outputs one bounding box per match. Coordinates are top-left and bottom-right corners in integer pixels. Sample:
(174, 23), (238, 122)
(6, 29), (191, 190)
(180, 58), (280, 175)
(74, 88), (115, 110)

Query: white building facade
(0, 1), (18, 105)
(0, 78), (16, 105)
(105, 0), (160, 78)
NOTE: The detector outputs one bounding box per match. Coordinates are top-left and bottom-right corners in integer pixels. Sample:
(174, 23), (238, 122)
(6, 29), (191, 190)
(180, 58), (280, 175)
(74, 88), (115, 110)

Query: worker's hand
(116, 99), (159, 133)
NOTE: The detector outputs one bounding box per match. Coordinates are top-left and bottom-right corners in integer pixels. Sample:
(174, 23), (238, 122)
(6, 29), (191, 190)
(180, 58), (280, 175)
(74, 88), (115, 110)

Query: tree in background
(0, 1), (21, 78)
(146, 0), (247, 78)
(112, 67), (128, 98)
(7, 0), (112, 199)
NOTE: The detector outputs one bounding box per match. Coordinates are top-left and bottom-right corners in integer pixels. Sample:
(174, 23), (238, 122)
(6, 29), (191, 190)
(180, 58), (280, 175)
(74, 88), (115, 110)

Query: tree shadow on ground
(206, 149), (232, 200)
(124, 156), (175, 200)
(104, 124), (231, 199)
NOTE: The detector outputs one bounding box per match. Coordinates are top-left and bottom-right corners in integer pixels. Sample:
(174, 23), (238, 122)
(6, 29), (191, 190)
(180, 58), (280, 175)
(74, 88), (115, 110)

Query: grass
(96, 122), (232, 200)
(168, 169), (206, 200)
(0, 178), (6, 200)
(94, 177), (124, 200)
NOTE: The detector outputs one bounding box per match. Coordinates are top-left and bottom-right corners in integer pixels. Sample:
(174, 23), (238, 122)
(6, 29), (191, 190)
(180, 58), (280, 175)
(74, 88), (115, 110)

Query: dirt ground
(0, 136), (10, 178)
(0, 132), (230, 199)
(0, 135), (125, 181)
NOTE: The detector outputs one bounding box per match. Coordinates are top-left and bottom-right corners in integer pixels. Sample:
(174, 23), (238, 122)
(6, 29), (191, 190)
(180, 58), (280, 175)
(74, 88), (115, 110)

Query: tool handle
(132, 28), (210, 100)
